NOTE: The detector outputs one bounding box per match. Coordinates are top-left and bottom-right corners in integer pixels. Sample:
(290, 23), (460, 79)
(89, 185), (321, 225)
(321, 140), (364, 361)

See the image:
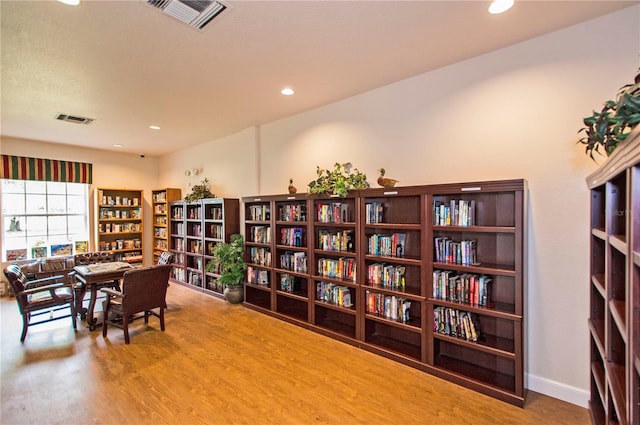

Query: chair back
(74, 252), (114, 265)
(3, 265), (29, 311)
(121, 265), (171, 314)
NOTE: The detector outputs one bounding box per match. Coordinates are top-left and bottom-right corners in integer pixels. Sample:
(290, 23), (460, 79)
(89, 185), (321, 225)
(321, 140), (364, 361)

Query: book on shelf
(433, 306), (480, 342)
(365, 202), (384, 224)
(434, 237), (478, 266)
(433, 199), (476, 226)
(316, 281), (352, 307)
(279, 204), (307, 222)
(433, 270), (492, 307)
(364, 290), (411, 323)
(367, 263), (406, 290)
(368, 233), (407, 257)
(317, 257), (356, 281)
(316, 202), (350, 223)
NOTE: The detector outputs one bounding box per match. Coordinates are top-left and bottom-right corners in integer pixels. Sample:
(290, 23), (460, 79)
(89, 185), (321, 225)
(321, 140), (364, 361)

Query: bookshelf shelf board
(276, 290), (308, 302)
(609, 300), (628, 342)
(245, 241), (272, 248)
(429, 299), (520, 320)
(364, 314), (422, 332)
(314, 300), (356, 315)
(591, 228), (607, 240)
(313, 249), (356, 258)
(365, 223), (422, 231)
(433, 353), (517, 394)
(364, 333), (422, 361)
(610, 234), (628, 255)
(592, 274), (606, 296)
(363, 254), (422, 265)
(273, 269), (308, 278)
(634, 251), (640, 266)
(311, 275), (358, 288)
(275, 220), (309, 225)
(591, 362), (606, 402)
(608, 362), (626, 423)
(313, 222), (357, 228)
(589, 320), (606, 358)
(313, 318), (357, 340)
(365, 284), (424, 300)
(432, 262), (516, 277)
(433, 333), (516, 358)
(98, 218), (141, 222)
(275, 245), (308, 251)
(433, 225), (515, 234)
(246, 282), (271, 291)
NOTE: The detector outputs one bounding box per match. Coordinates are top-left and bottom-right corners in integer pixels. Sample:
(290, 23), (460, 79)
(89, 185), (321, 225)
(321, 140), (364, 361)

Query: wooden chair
(101, 265), (171, 344)
(3, 264), (76, 343)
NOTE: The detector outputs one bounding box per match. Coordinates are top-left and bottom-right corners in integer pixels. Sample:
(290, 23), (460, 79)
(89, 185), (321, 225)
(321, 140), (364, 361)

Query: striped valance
(0, 155), (92, 184)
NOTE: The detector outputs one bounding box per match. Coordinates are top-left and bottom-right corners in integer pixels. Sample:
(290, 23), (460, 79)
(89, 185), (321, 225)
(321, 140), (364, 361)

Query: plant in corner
(205, 234), (247, 304)
(577, 69), (640, 160)
(184, 178), (215, 202)
(307, 162), (370, 197)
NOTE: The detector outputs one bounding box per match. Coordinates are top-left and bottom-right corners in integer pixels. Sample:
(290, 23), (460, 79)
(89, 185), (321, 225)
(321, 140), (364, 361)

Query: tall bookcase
(242, 178), (527, 406)
(95, 188), (144, 265)
(152, 188), (181, 264)
(587, 127), (640, 425)
(169, 198), (240, 299)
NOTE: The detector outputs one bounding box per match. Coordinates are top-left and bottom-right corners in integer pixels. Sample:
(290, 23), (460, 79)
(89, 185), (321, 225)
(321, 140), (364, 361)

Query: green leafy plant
(205, 234), (247, 287)
(307, 162), (370, 197)
(578, 70), (640, 160)
(184, 178), (215, 202)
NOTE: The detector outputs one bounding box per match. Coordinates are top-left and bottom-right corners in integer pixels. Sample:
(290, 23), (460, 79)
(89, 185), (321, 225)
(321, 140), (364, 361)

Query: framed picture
(6, 249), (28, 261)
(50, 243), (72, 257)
(75, 240), (88, 254)
(31, 246), (47, 259)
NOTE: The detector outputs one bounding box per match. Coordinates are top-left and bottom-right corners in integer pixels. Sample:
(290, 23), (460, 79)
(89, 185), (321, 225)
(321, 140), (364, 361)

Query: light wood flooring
(1, 283), (590, 425)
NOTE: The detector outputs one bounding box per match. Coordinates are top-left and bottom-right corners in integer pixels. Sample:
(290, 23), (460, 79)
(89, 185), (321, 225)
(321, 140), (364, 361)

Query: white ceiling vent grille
(147, 0), (227, 30)
(55, 113), (94, 125)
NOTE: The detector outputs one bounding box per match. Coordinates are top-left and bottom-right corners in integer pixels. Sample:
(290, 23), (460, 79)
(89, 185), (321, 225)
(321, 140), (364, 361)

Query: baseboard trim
(527, 373), (589, 408)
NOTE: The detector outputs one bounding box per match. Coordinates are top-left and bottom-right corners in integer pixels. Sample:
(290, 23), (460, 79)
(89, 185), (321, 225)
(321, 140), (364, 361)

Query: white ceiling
(1, 0), (637, 157)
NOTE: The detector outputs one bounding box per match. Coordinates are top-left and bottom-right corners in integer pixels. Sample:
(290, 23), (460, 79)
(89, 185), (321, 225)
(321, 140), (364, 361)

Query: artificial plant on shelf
(205, 234), (247, 303)
(307, 162), (369, 197)
(577, 69), (640, 160)
(184, 178), (215, 202)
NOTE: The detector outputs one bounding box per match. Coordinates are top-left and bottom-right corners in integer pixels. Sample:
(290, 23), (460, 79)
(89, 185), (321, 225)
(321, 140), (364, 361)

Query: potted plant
(205, 233), (247, 304)
(307, 162), (370, 197)
(184, 178), (215, 202)
(578, 69), (640, 160)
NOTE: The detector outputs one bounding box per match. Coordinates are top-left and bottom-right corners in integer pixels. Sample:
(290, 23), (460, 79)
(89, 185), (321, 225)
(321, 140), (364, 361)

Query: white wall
(160, 6), (640, 406)
(2, 5), (638, 407)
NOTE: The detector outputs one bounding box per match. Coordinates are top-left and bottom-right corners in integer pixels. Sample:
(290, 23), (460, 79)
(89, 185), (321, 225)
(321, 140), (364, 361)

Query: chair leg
(70, 303), (77, 331)
(123, 315), (130, 344)
(160, 307), (165, 332)
(102, 300), (110, 338)
(144, 311), (149, 324)
(20, 314), (29, 343)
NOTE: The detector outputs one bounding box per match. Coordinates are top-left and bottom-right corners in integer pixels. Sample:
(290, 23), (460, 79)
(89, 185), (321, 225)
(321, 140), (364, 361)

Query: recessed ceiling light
(281, 88), (295, 96)
(489, 0), (514, 14)
(149, 125), (161, 130)
(113, 144), (123, 148)
(57, 0), (80, 5)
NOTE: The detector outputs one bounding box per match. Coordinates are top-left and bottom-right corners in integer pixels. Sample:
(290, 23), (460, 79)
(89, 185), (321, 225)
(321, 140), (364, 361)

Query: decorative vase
(223, 285), (244, 304)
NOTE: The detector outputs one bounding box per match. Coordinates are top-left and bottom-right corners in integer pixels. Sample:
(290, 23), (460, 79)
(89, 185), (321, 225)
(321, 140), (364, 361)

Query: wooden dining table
(73, 262), (134, 330)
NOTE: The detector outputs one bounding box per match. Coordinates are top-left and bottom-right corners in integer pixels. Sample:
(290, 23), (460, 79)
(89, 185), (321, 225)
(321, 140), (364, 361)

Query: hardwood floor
(1, 283), (589, 425)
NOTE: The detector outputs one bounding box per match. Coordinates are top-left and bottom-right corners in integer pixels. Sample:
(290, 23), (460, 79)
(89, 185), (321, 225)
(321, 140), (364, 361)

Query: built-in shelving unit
(152, 188), (181, 264)
(587, 126), (640, 425)
(242, 179), (527, 406)
(94, 188), (144, 265)
(169, 198), (239, 299)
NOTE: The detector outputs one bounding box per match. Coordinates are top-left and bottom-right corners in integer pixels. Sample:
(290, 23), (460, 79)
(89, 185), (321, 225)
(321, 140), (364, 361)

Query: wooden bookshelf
(152, 188), (181, 264)
(242, 179), (527, 406)
(169, 198), (239, 300)
(94, 188), (144, 265)
(586, 126), (640, 425)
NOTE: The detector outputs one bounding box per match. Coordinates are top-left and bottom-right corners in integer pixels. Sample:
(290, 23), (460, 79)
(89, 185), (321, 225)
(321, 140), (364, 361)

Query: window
(1, 179), (89, 261)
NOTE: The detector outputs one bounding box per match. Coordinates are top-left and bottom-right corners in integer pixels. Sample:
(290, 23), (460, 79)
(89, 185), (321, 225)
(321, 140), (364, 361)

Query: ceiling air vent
(147, 0), (227, 30)
(55, 113), (94, 125)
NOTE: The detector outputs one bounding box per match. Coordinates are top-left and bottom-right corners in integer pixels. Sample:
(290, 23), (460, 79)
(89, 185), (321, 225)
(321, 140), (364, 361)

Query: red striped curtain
(0, 155), (92, 184)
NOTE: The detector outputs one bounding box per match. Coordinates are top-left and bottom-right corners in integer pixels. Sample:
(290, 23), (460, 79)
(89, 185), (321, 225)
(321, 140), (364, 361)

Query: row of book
(434, 237), (478, 266)
(278, 204), (307, 222)
(367, 263), (406, 290)
(365, 202), (384, 224)
(247, 266), (269, 286)
(187, 270), (202, 287)
(317, 281), (352, 307)
(99, 192), (139, 207)
(317, 202), (350, 223)
(317, 257), (357, 281)
(172, 267), (185, 282)
(250, 225), (271, 244)
(173, 222), (184, 236)
(154, 227), (167, 237)
(188, 239), (202, 254)
(281, 274), (301, 293)
(188, 256), (203, 271)
(98, 239), (141, 251)
(433, 270), (492, 307)
(155, 216), (167, 226)
(317, 229), (354, 252)
(249, 247), (272, 266)
(207, 224), (224, 240)
(205, 276), (224, 293)
(365, 290), (411, 323)
(280, 251), (308, 273)
(208, 206), (223, 220)
(154, 240), (168, 250)
(99, 222), (141, 233)
(173, 238), (184, 251)
(188, 223), (202, 237)
(99, 208), (141, 220)
(154, 204), (167, 214)
(187, 207), (201, 220)
(367, 233), (406, 258)
(280, 227), (304, 247)
(433, 307), (480, 342)
(171, 207), (183, 219)
(433, 199), (476, 227)
(248, 204), (270, 221)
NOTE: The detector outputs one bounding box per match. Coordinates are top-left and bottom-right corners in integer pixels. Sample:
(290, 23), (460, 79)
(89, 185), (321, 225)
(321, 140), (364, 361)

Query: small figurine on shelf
(377, 168), (399, 188)
(288, 178), (297, 194)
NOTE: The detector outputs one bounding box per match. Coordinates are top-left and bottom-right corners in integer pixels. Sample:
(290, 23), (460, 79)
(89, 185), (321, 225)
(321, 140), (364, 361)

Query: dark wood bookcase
(242, 178), (527, 406)
(169, 198), (239, 300)
(587, 127), (640, 425)
(151, 188), (181, 264)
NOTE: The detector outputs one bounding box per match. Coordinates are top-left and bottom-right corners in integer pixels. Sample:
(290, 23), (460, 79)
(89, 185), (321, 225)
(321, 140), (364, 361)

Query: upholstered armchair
(3, 264), (76, 343)
(101, 264), (171, 344)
